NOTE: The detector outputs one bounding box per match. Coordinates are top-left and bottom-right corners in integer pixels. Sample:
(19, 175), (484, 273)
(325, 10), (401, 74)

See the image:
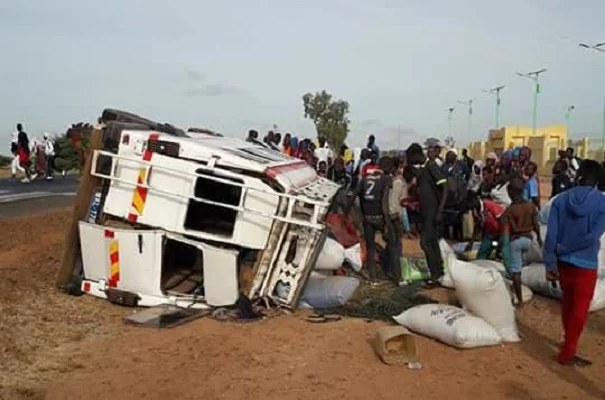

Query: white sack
(471, 259), (506, 274)
(449, 258), (520, 342)
(315, 238), (346, 270)
(438, 239), (456, 288)
(343, 243), (362, 272)
(394, 304), (502, 349)
(504, 279), (533, 305)
(301, 276), (359, 309)
(521, 263), (605, 312)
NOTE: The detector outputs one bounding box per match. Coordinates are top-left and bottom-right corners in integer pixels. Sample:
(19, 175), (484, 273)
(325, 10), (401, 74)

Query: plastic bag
(394, 304), (502, 349)
(315, 238), (346, 270)
(344, 243), (362, 272)
(300, 276), (360, 309)
(491, 183), (511, 207)
(449, 258), (520, 342)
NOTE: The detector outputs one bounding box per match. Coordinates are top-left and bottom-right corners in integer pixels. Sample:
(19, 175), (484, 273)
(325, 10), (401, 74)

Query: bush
(54, 134), (79, 172)
(0, 155), (11, 167)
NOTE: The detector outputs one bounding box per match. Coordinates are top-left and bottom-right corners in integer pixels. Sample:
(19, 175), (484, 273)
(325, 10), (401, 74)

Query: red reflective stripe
(104, 230), (114, 239)
(109, 252), (119, 265)
(108, 278), (117, 288)
(266, 162), (312, 179)
(127, 213), (138, 222)
(83, 282), (91, 292)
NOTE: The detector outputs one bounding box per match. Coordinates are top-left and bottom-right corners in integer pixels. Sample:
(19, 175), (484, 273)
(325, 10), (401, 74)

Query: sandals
(306, 314), (342, 323)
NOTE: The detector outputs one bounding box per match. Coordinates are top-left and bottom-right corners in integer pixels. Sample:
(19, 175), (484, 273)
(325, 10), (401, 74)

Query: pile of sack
(394, 241), (520, 348)
(299, 214), (364, 309)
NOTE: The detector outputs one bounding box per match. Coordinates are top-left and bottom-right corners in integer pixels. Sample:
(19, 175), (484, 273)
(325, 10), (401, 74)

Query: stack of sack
(394, 241), (521, 349)
(300, 214), (365, 310)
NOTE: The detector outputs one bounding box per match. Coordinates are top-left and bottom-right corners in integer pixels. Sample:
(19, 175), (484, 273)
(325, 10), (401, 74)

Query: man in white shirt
(9, 132), (24, 180)
(314, 137), (333, 167)
(43, 133), (56, 181)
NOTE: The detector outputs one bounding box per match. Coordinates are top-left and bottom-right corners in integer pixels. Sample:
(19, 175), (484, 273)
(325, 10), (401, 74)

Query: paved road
(0, 175), (78, 218)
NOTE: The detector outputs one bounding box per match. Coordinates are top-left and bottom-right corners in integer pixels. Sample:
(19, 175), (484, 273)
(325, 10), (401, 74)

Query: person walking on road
(9, 131), (25, 181)
(16, 123), (35, 183)
(43, 133), (56, 181)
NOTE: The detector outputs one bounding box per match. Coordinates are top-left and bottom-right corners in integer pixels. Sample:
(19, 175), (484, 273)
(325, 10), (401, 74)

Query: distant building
(468, 124), (592, 175)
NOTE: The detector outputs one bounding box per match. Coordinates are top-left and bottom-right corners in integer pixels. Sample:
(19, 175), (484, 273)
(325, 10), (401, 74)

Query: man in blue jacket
(544, 159), (605, 366)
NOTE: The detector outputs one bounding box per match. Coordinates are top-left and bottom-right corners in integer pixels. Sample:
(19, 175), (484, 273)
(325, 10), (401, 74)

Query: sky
(2, 0), (605, 153)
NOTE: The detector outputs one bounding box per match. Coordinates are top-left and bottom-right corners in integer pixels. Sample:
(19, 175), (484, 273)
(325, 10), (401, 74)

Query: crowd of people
(249, 130), (605, 367)
(9, 123), (57, 183)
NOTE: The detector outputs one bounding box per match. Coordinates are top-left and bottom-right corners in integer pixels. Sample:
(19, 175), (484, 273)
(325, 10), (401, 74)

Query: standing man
(407, 143), (448, 287)
(347, 156), (394, 284)
(246, 129), (259, 143)
(461, 148), (474, 171)
(16, 123), (34, 183)
(367, 134), (380, 160)
(314, 137), (333, 167)
(544, 160), (605, 366)
(9, 131), (24, 180)
(43, 133), (56, 181)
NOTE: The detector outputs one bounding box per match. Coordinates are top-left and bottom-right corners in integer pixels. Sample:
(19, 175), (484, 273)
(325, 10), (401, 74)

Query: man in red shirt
(465, 192), (504, 259)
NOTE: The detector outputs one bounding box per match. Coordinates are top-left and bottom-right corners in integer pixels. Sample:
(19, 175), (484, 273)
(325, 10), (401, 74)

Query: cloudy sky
(2, 0), (605, 151)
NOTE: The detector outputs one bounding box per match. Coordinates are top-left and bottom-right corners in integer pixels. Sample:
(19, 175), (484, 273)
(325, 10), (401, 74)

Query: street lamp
(579, 42), (605, 53)
(579, 41), (605, 160)
(565, 105), (575, 137)
(446, 107), (455, 138)
(483, 85), (505, 129)
(457, 99), (473, 144)
(516, 68), (547, 136)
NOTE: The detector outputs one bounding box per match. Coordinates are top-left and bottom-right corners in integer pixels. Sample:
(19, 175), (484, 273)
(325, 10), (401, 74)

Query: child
(523, 161), (540, 209)
(500, 176), (542, 305)
(544, 160), (605, 366)
(464, 192), (504, 259)
(551, 159), (572, 198)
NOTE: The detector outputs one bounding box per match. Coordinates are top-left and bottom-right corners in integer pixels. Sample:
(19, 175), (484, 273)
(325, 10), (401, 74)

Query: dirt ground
(2, 210), (605, 400)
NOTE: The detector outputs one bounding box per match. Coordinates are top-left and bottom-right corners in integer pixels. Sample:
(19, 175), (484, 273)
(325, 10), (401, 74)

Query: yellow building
(468, 125), (569, 175)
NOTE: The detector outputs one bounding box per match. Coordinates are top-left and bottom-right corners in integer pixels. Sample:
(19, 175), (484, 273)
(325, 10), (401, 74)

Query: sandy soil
(1, 210), (605, 400)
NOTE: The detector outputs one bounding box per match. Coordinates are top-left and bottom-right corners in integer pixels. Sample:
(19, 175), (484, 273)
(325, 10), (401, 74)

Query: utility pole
(579, 41), (605, 160)
(457, 99), (473, 144)
(446, 107), (455, 138)
(517, 68), (547, 135)
(565, 105), (575, 137)
(483, 85), (505, 129)
(397, 125), (401, 149)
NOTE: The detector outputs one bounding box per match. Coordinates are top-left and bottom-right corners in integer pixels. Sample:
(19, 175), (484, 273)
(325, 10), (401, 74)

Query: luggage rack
(91, 150), (338, 230)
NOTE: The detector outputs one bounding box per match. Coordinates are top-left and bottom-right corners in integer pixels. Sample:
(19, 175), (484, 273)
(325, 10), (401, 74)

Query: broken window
(161, 238), (204, 295)
(184, 174), (243, 236)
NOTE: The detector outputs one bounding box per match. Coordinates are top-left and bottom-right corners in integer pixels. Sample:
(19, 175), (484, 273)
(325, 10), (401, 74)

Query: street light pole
(517, 69), (547, 136)
(457, 99), (473, 144)
(483, 85), (505, 129)
(565, 105), (575, 138)
(446, 107), (455, 138)
(579, 41), (605, 160)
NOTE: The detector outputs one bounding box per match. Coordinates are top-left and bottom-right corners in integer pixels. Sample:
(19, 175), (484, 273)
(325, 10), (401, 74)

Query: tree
(302, 90), (350, 149)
